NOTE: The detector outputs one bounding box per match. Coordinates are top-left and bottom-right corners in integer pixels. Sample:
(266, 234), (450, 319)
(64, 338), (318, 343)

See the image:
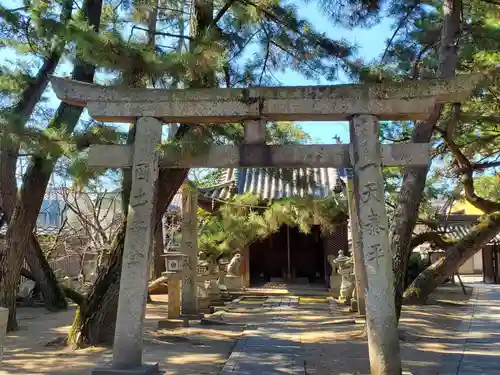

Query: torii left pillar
(92, 117), (163, 375)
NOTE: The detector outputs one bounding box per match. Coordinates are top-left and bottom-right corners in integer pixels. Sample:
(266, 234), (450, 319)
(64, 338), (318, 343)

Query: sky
(272, 6), (394, 144)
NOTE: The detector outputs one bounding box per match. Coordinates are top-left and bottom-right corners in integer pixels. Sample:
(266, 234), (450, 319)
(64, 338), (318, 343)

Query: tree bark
(24, 234), (68, 311)
(68, 222), (126, 347)
(69, 169), (188, 347)
(0, 0), (103, 331)
(0, 0), (74, 330)
(148, 275), (169, 294)
(391, 0), (462, 322)
(153, 220), (166, 278)
(404, 212), (500, 303)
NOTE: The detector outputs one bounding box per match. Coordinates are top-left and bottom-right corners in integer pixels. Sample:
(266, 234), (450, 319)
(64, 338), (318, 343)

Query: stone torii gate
(51, 75), (479, 375)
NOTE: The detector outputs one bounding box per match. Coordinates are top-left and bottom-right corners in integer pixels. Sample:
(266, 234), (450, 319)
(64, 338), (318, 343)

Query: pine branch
(132, 25), (191, 40)
(439, 105), (500, 213)
(380, 2), (420, 66)
(212, 0), (236, 25)
(410, 231), (457, 250)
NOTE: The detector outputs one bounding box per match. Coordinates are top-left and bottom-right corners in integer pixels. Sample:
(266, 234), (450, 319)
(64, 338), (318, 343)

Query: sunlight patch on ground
(167, 353), (225, 364)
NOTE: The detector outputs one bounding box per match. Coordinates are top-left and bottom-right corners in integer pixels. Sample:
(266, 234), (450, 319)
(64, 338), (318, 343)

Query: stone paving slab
(455, 284), (500, 375)
(219, 296), (305, 375)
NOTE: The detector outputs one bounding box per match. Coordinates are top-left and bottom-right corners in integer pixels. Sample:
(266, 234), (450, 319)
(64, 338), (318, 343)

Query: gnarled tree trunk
(69, 169), (188, 347)
(0, 1), (73, 328)
(404, 213), (500, 303)
(0, 0), (103, 331)
(391, 0), (462, 321)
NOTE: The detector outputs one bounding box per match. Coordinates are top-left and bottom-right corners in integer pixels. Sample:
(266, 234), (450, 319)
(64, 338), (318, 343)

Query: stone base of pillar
(350, 298), (358, 313)
(180, 313), (204, 320)
(329, 275), (341, 297)
(198, 296), (211, 313)
(225, 275), (244, 292)
(92, 363), (162, 375)
(338, 296), (352, 306)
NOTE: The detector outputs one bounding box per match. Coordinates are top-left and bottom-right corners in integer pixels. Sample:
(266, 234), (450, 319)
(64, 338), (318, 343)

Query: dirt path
(1, 296), (241, 375)
(1, 284), (475, 375)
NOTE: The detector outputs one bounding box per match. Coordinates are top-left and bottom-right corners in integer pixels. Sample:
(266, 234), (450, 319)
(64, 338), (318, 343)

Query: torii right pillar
(350, 114), (401, 375)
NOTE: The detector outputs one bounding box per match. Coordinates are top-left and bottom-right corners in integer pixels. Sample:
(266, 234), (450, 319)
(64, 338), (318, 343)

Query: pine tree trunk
(0, 0), (75, 330)
(391, 0), (462, 321)
(24, 234), (68, 311)
(0, 0), (103, 330)
(0, 41), (63, 329)
(404, 213), (500, 303)
(153, 220), (166, 279)
(68, 223), (126, 347)
(69, 169), (188, 347)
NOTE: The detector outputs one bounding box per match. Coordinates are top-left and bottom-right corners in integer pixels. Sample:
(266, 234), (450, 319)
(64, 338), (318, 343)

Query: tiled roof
(418, 215), (500, 246)
(436, 218), (500, 245)
(198, 167), (345, 201)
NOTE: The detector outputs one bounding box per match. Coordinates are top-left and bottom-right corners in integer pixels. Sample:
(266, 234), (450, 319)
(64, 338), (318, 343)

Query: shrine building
(194, 167), (349, 288)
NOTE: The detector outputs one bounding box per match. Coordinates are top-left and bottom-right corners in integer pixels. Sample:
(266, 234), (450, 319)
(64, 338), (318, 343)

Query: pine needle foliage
(198, 193), (347, 262)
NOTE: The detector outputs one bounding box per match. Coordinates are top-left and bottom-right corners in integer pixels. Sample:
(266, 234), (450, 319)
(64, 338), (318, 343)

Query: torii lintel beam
(50, 74), (483, 123)
(87, 143), (431, 169)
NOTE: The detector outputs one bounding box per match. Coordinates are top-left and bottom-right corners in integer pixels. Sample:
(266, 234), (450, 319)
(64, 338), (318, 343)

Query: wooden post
(350, 115), (401, 375)
(168, 277), (181, 319)
(346, 169), (366, 316)
(110, 117), (162, 371)
(181, 183), (198, 316)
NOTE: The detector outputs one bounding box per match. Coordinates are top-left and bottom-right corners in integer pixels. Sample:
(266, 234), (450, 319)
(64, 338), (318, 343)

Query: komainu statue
(227, 253), (242, 276)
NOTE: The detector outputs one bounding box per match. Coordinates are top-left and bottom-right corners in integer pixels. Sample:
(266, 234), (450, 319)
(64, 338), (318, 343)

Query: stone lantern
(333, 250), (355, 305)
(162, 251), (188, 274)
(161, 251), (188, 320)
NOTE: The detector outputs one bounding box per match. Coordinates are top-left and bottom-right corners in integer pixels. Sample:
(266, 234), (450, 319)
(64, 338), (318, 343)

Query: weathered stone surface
(346, 169), (366, 315)
(109, 117), (162, 369)
(180, 184), (198, 315)
(166, 278), (180, 319)
(350, 114), (401, 375)
(50, 74), (482, 122)
(87, 143), (430, 169)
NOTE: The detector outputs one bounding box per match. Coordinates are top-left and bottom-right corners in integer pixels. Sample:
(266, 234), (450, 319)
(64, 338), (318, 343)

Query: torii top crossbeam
(50, 74), (482, 123)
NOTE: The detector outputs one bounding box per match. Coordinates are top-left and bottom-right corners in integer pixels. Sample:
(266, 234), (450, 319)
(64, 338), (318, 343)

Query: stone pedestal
(167, 275), (181, 319)
(329, 274), (342, 297)
(225, 275), (244, 292)
(350, 286), (359, 313)
(327, 254), (341, 297)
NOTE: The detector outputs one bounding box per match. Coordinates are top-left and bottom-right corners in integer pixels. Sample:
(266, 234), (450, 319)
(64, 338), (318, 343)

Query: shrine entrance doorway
(249, 225), (325, 285)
